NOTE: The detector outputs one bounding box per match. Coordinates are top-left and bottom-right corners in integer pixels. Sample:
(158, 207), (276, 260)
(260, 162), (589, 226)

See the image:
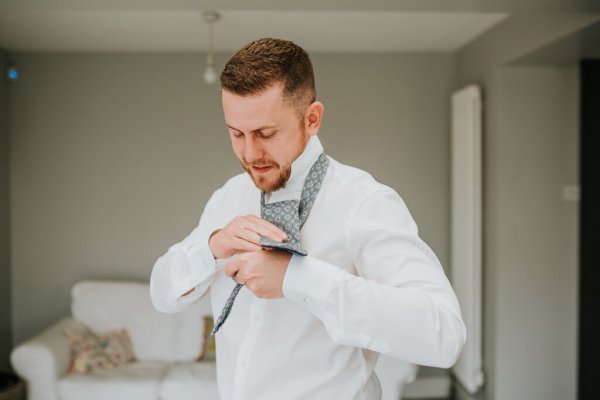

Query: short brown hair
(220, 38), (316, 120)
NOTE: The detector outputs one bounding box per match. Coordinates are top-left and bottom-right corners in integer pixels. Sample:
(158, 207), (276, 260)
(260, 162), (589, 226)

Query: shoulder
(325, 157), (418, 237)
(325, 156), (398, 202)
(206, 172), (254, 208)
(222, 171), (253, 191)
(325, 156), (413, 223)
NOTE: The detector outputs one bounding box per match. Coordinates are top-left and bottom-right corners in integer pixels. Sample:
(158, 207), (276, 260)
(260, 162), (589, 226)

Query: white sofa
(11, 280), (417, 400)
(11, 280), (219, 400)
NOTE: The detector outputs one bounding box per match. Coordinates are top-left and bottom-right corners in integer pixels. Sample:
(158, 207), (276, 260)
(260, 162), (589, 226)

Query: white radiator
(450, 85), (484, 394)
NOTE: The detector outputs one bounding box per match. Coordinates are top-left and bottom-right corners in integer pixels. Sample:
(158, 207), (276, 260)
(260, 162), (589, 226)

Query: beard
(241, 131), (309, 193)
(240, 159), (292, 192)
(240, 157), (292, 192)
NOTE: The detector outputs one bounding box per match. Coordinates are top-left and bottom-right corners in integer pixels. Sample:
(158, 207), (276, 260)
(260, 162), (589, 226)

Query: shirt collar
(289, 135), (323, 185)
(265, 135), (324, 202)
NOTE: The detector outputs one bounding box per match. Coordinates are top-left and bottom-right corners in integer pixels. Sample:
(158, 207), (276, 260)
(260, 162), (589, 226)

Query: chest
(210, 182), (354, 273)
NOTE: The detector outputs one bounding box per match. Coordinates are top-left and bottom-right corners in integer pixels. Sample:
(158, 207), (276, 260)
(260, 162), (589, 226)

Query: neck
(264, 135), (324, 202)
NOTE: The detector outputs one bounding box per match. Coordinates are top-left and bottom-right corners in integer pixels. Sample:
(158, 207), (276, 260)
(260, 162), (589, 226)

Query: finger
(244, 215), (288, 241)
(245, 214), (287, 238)
(234, 223), (281, 246)
(232, 236), (263, 253)
(223, 259), (240, 278)
(238, 229), (262, 246)
(234, 274), (246, 285)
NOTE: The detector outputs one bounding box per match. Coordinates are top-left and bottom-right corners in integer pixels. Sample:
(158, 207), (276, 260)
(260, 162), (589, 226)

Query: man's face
(222, 84), (310, 192)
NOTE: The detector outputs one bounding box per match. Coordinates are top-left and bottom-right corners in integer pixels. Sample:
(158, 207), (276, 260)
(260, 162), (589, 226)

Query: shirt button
(241, 360), (248, 368)
(253, 315), (261, 323)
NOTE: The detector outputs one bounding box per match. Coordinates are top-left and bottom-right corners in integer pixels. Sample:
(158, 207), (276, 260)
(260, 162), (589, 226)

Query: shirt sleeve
(282, 188), (467, 368)
(150, 189), (221, 314)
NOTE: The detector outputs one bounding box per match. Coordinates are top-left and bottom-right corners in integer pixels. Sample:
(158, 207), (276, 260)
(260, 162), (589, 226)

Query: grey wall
(457, 18), (581, 400)
(492, 65), (578, 400)
(0, 49), (12, 372)
(8, 52), (456, 346)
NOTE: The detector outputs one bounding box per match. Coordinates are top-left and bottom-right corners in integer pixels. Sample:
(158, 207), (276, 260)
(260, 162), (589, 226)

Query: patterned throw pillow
(98, 328), (136, 366)
(63, 327), (135, 374)
(64, 329), (113, 374)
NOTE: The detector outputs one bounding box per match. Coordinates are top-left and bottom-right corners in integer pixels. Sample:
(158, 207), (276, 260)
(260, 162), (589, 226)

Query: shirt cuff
(168, 240), (217, 296)
(282, 254), (346, 310)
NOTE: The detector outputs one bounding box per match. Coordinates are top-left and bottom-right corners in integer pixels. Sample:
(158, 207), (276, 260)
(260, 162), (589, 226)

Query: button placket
(231, 298), (267, 400)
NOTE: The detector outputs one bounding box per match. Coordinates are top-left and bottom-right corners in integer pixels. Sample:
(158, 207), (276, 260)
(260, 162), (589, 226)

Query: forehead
(221, 84), (295, 130)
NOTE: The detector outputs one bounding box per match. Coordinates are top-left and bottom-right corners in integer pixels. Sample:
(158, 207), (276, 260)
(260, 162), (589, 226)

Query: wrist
(208, 229), (222, 259)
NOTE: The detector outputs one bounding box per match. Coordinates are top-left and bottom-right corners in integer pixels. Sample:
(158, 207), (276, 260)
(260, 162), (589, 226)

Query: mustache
(243, 159), (280, 169)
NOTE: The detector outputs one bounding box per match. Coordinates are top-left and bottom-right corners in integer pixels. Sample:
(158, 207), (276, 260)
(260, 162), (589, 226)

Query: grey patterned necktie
(211, 153), (329, 335)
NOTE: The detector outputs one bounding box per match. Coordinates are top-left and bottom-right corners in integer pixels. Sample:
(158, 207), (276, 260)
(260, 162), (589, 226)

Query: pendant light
(202, 10), (220, 84)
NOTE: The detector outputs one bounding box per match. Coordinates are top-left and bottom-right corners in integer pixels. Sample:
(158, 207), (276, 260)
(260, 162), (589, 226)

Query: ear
(304, 101), (324, 137)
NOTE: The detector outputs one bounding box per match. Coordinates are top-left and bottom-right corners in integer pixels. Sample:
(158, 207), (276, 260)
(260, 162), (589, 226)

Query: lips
(251, 165), (273, 173)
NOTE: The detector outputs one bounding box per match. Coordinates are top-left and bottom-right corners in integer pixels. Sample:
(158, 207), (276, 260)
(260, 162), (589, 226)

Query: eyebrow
(226, 124), (277, 133)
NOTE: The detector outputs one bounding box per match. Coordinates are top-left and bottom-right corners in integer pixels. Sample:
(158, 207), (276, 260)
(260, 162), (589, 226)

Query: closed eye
(257, 131), (276, 139)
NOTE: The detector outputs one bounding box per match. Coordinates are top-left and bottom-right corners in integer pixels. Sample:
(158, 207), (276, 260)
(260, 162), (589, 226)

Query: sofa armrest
(10, 316), (86, 400)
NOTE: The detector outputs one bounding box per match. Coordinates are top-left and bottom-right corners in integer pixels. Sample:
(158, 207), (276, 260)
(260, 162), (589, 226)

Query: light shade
(203, 64), (217, 84)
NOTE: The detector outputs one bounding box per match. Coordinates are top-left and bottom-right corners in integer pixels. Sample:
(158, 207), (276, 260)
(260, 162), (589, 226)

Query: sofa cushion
(58, 360), (170, 400)
(71, 280), (211, 362)
(158, 361), (219, 400)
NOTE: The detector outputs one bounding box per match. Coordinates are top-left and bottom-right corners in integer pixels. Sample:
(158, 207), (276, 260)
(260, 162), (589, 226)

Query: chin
(251, 170), (289, 192)
(255, 179), (280, 192)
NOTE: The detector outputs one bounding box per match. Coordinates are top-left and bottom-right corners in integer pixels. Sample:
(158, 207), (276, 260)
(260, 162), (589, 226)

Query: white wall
(8, 52), (456, 346)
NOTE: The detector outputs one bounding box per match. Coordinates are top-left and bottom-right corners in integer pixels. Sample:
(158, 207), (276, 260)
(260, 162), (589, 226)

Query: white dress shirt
(150, 135), (466, 400)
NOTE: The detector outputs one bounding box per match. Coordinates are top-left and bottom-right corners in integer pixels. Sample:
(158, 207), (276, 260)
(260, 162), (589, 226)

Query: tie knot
(262, 199), (302, 249)
(258, 153), (329, 256)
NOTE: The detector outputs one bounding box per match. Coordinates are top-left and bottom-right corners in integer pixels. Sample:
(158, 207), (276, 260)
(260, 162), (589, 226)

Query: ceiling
(513, 20), (600, 65)
(0, 8), (507, 53)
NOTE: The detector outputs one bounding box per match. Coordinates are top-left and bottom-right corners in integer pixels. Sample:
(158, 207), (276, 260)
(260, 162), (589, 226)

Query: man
(150, 38), (466, 400)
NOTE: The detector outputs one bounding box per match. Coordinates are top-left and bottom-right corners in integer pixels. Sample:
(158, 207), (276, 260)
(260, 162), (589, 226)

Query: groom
(150, 37), (465, 400)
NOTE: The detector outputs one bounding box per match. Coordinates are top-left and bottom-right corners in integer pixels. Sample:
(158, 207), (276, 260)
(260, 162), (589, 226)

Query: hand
(209, 214), (288, 259)
(223, 249), (292, 299)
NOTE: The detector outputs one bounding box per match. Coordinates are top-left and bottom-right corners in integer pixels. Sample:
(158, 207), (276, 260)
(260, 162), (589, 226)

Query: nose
(243, 135), (263, 163)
